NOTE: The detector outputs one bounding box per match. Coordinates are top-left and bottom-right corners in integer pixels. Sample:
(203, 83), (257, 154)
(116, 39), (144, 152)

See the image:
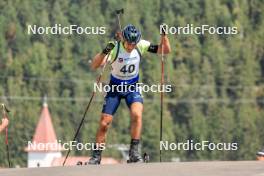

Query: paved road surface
(0, 161), (263, 176)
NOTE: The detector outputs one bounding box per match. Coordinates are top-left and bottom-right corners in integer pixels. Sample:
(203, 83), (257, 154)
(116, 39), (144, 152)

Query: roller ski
(127, 151), (150, 163)
(76, 161), (83, 165)
(127, 139), (149, 163)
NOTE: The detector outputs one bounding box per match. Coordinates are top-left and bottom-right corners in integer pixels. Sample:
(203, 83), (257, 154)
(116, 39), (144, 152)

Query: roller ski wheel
(76, 161), (83, 165)
(127, 152), (149, 163)
(143, 152), (150, 163)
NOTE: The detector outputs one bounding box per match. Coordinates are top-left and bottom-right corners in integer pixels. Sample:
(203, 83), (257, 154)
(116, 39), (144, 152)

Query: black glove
(102, 43), (115, 55)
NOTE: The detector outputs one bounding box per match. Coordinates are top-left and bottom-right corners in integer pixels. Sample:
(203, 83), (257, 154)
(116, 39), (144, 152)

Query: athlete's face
(124, 41), (137, 53)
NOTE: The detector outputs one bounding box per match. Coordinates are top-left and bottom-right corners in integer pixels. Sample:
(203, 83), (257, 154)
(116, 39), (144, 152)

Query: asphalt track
(0, 161), (263, 176)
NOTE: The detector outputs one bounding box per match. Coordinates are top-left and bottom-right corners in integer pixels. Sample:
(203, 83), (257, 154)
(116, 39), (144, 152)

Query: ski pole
(115, 8), (124, 31)
(1, 104), (11, 168)
(114, 8), (124, 41)
(159, 33), (165, 162)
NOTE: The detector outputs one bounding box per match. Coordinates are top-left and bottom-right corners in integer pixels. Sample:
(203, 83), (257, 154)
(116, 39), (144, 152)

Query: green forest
(0, 0), (264, 167)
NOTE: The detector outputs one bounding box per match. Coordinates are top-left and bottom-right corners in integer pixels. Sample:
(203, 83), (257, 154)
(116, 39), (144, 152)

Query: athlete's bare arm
(91, 53), (108, 70)
(0, 118), (8, 133)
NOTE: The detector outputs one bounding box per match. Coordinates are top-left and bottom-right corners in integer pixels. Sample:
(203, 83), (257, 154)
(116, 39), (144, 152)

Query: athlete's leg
(125, 92), (144, 162)
(96, 113), (113, 144)
(96, 92), (121, 144)
(125, 91), (144, 139)
(129, 102), (143, 139)
(89, 92), (121, 165)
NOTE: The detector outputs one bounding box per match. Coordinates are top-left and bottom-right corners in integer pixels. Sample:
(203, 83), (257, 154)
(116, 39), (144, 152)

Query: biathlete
(89, 24), (171, 164)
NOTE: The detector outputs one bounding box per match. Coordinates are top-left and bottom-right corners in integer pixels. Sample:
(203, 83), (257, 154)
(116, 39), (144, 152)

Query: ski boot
(87, 149), (102, 165)
(127, 139), (143, 163)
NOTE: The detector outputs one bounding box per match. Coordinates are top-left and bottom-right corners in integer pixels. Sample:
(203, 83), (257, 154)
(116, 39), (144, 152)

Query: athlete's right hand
(102, 43), (115, 55)
(1, 118), (9, 128)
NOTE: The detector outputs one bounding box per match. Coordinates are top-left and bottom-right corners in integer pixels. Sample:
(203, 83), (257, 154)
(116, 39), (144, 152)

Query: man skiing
(89, 24), (171, 164)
